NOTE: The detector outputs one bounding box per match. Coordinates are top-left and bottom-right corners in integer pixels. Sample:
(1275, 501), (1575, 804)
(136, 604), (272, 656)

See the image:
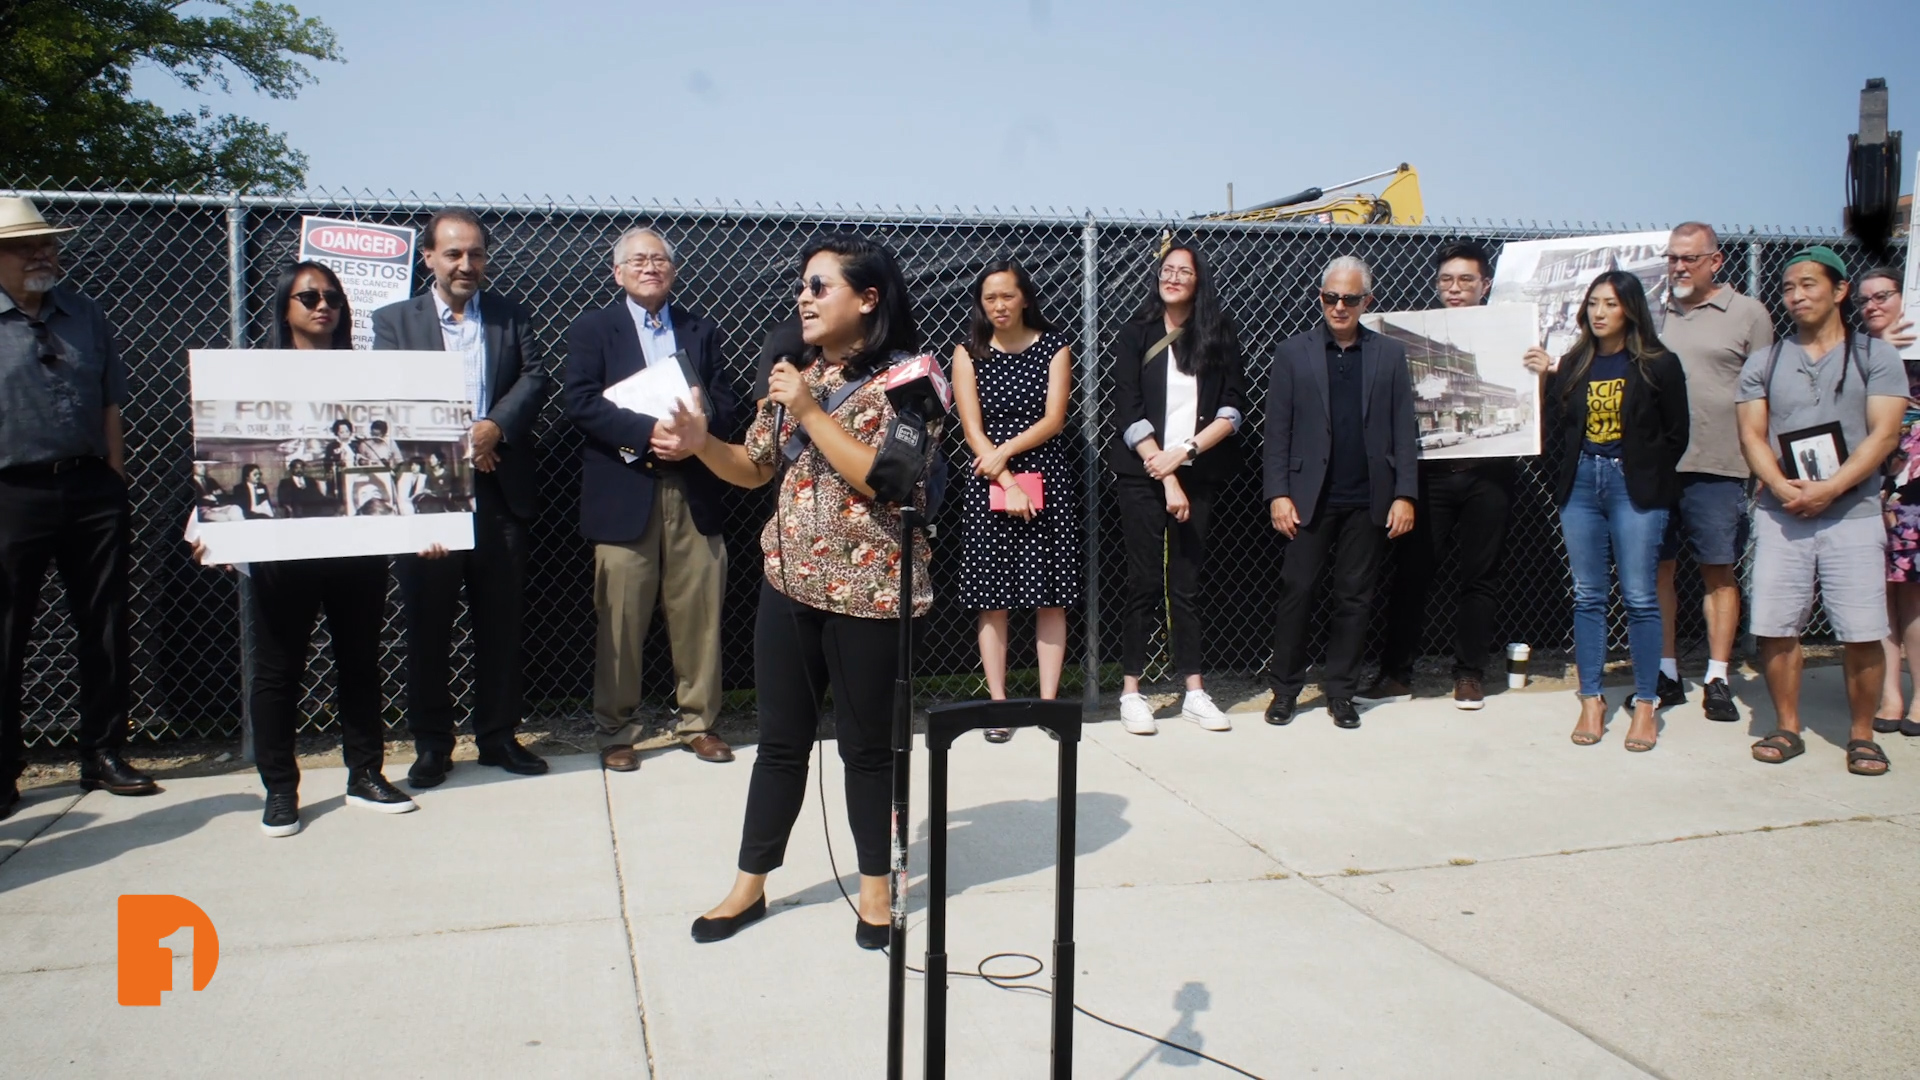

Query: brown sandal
(1847, 739), (1890, 777)
(1750, 729), (1804, 764)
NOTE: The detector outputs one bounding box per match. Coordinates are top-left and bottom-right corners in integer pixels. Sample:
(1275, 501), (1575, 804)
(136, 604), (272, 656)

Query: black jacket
(1543, 351), (1690, 509)
(1262, 325), (1420, 528)
(561, 299), (739, 543)
(1107, 316), (1247, 485)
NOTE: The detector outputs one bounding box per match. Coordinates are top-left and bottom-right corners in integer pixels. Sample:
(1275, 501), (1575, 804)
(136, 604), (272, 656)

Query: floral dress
(1883, 360), (1920, 582)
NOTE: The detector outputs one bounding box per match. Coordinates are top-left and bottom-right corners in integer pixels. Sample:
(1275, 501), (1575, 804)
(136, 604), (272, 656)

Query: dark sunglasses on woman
(292, 288), (347, 311)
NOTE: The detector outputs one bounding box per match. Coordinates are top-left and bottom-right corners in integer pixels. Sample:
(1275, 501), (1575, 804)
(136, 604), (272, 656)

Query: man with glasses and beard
(0, 197), (158, 815)
(1263, 256), (1419, 730)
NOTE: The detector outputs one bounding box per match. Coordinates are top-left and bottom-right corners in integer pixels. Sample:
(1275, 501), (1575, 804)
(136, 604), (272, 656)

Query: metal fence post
(1739, 239), (1763, 660)
(227, 195), (258, 764)
(1079, 214), (1102, 710)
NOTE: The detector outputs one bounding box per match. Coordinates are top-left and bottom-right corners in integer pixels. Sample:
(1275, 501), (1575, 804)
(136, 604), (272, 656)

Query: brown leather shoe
(600, 745), (640, 772)
(686, 733), (734, 763)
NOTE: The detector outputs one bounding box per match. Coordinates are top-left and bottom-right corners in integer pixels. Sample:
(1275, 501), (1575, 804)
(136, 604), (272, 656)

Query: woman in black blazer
(1526, 270), (1688, 752)
(1108, 243), (1248, 735)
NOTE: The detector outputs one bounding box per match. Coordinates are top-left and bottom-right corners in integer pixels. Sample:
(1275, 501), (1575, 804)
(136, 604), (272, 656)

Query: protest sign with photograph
(1361, 304), (1541, 459)
(1903, 161), (1920, 361)
(189, 349), (475, 564)
(1490, 230), (1669, 358)
(299, 216), (417, 350)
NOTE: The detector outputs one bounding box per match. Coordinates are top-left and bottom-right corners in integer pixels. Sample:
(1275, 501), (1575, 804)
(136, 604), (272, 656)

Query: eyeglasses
(621, 254), (673, 271)
(797, 275), (842, 298)
(1159, 267), (1196, 283)
(29, 318), (58, 366)
(1861, 288), (1901, 306)
(292, 289), (347, 311)
(1436, 273), (1483, 289)
(1664, 252), (1719, 267)
(1320, 291), (1366, 309)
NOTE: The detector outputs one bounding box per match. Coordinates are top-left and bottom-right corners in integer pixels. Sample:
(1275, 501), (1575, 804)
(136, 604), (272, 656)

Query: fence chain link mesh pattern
(5, 187), (1889, 747)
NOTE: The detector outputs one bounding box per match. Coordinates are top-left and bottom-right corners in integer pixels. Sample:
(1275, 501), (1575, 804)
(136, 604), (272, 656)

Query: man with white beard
(0, 197), (157, 817)
(1652, 222), (1775, 722)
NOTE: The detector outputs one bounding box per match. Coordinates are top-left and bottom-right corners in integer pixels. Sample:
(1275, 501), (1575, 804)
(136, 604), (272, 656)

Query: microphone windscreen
(753, 317), (808, 401)
(883, 354), (953, 416)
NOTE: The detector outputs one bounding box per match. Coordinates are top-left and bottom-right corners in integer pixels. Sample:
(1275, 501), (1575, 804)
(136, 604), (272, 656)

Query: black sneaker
(261, 792), (301, 837)
(346, 770), (418, 814)
(1656, 672), (1686, 708)
(1702, 679), (1739, 722)
(1329, 698), (1362, 729)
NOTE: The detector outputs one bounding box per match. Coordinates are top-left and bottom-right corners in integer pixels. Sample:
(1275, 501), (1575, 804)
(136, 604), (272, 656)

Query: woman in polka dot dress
(951, 260), (1080, 741)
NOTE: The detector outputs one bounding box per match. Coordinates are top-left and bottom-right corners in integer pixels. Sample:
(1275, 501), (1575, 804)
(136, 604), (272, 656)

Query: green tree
(0, 1), (342, 192)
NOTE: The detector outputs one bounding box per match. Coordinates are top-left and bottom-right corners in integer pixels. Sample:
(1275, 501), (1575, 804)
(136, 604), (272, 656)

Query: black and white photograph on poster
(188, 349), (475, 563)
(299, 216), (417, 351)
(1489, 230), (1670, 358)
(1778, 422), (1848, 482)
(1361, 304), (1541, 458)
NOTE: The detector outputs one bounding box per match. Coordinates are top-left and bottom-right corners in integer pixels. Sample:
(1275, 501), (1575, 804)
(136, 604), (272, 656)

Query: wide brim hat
(0, 198), (78, 241)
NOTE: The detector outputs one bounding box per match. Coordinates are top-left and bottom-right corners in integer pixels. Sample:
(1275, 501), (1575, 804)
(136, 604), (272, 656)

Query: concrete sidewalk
(1, 666), (1915, 1078)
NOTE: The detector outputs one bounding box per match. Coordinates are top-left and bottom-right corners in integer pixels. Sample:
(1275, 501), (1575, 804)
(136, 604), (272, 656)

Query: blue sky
(135, 0), (1919, 228)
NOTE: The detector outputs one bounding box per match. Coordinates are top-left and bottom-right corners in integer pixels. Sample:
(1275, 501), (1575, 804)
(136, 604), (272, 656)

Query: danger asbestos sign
(299, 216), (418, 350)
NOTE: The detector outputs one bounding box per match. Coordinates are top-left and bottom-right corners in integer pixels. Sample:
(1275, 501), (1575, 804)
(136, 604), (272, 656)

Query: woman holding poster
(193, 261), (417, 836)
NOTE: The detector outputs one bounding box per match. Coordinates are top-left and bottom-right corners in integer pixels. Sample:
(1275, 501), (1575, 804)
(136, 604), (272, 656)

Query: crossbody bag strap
(781, 369), (878, 463)
(1143, 326), (1184, 368)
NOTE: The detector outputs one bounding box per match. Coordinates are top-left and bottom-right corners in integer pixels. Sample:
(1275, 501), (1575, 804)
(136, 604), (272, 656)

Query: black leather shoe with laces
(1702, 679), (1739, 722)
(1264, 696), (1297, 726)
(79, 750), (158, 796)
(407, 749), (453, 789)
(347, 770), (418, 813)
(478, 740), (549, 775)
(261, 792), (301, 837)
(1330, 698), (1362, 729)
(1657, 672), (1686, 708)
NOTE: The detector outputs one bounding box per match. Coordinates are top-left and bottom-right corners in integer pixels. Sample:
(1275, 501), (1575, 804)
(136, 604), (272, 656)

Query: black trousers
(738, 582), (902, 878)
(248, 557), (389, 794)
(392, 481), (528, 754)
(0, 461), (129, 782)
(1115, 474), (1216, 678)
(1269, 503), (1387, 700)
(1379, 465), (1513, 681)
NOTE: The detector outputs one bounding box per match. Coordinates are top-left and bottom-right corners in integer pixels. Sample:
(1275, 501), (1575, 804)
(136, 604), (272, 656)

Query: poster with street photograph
(188, 349), (475, 564)
(1489, 230), (1670, 358)
(1361, 304), (1541, 459)
(299, 216), (417, 351)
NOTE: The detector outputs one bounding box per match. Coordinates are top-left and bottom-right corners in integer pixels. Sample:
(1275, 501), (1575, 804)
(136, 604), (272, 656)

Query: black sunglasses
(1320, 291), (1366, 309)
(797, 275), (839, 298)
(292, 288), (347, 311)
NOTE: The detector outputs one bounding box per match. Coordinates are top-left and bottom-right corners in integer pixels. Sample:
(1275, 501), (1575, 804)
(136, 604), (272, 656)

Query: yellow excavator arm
(1205, 164), (1424, 226)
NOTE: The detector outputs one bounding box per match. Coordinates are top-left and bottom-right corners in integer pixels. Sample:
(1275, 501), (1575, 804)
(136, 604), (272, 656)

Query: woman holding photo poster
(192, 261), (416, 836)
(1861, 266), (1920, 736)
(1526, 271), (1688, 752)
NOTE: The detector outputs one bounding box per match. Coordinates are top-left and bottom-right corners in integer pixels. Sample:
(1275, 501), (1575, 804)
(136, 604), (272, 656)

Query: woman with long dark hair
(192, 261), (415, 835)
(951, 259), (1078, 741)
(1107, 243), (1247, 735)
(659, 234), (935, 949)
(1526, 270), (1689, 751)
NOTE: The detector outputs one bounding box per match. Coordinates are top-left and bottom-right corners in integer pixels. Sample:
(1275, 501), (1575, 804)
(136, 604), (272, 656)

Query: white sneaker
(1181, 689), (1232, 731)
(1119, 693), (1157, 735)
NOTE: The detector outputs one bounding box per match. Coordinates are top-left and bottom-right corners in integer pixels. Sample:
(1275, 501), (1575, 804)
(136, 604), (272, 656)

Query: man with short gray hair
(561, 226), (739, 771)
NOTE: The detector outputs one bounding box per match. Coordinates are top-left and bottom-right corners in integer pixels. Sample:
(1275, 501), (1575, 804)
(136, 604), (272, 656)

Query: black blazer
(1107, 316), (1248, 484)
(1543, 351), (1689, 509)
(371, 290), (549, 520)
(1262, 325), (1420, 528)
(561, 299), (739, 542)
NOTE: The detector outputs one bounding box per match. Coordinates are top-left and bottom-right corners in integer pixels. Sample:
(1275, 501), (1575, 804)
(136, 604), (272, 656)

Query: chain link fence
(5, 185), (1887, 747)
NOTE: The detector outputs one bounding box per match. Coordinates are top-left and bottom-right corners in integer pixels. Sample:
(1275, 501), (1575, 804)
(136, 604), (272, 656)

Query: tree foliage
(0, 1), (341, 192)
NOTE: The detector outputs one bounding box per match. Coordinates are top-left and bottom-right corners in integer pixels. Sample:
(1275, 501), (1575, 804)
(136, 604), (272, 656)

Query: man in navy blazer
(1262, 256), (1419, 729)
(373, 207), (551, 786)
(562, 227), (739, 772)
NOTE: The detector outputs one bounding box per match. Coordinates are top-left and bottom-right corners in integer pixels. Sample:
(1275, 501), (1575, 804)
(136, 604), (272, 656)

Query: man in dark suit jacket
(373, 207), (551, 786)
(1263, 256), (1419, 729)
(561, 227), (739, 772)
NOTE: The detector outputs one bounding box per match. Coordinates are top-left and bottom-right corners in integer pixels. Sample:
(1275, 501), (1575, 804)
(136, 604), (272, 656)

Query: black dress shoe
(346, 770), (418, 814)
(477, 740), (549, 775)
(1329, 698), (1361, 729)
(1264, 695), (1297, 726)
(856, 918), (891, 951)
(0, 781), (20, 821)
(407, 749), (454, 790)
(79, 750), (159, 796)
(691, 895), (767, 943)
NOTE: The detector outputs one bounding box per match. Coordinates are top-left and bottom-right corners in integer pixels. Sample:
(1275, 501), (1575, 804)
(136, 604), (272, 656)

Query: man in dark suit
(1263, 256), (1419, 729)
(562, 227), (739, 772)
(276, 458), (331, 518)
(373, 207), (551, 786)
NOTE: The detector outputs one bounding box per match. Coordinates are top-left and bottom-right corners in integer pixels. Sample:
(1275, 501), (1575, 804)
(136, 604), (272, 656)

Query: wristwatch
(1183, 440), (1200, 463)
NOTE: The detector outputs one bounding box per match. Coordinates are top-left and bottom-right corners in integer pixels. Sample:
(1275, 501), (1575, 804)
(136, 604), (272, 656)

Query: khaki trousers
(592, 476), (725, 749)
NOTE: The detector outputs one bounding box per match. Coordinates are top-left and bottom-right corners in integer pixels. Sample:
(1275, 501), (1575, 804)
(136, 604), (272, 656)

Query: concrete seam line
(600, 769), (659, 1078)
(0, 792), (87, 872)
(1082, 733), (1300, 877)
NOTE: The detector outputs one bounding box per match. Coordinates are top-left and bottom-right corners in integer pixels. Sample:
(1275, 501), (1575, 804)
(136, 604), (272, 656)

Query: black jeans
(1116, 474), (1216, 678)
(738, 582), (903, 877)
(1269, 503), (1387, 701)
(0, 460), (129, 782)
(248, 557), (389, 794)
(1379, 464), (1513, 681)
(392, 479), (529, 754)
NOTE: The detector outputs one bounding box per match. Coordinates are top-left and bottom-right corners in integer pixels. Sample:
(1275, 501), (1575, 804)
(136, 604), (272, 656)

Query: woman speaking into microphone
(654, 234), (933, 948)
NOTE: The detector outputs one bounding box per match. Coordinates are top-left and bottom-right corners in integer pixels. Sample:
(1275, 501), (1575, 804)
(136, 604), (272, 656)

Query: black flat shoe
(1902, 720), (1920, 738)
(855, 917), (891, 951)
(1874, 716), (1904, 734)
(691, 895), (767, 944)
(477, 740), (549, 776)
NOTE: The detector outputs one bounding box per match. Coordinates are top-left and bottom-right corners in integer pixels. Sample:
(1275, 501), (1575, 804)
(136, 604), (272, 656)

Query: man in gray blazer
(372, 208), (551, 786)
(1263, 256), (1418, 729)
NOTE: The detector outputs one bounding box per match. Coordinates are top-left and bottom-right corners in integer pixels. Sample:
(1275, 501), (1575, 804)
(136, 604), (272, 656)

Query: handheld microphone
(881, 353), (953, 421)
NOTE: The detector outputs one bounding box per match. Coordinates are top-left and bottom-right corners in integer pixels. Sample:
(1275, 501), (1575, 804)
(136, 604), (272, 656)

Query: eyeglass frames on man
(1320, 291), (1366, 308)
(621, 254), (673, 271)
(292, 289), (347, 311)
(1664, 251), (1719, 267)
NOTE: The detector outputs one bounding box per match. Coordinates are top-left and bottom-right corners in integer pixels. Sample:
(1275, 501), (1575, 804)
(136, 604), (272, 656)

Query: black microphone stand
(886, 501), (923, 1080)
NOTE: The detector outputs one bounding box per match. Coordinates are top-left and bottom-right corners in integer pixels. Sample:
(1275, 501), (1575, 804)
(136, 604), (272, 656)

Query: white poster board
(189, 350), (475, 564)
(1903, 156), (1920, 361)
(1362, 305), (1542, 459)
(1490, 230), (1670, 358)
(299, 216), (417, 351)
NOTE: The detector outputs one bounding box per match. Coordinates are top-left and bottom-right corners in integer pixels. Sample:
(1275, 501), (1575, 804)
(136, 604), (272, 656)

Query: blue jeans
(1559, 454), (1668, 702)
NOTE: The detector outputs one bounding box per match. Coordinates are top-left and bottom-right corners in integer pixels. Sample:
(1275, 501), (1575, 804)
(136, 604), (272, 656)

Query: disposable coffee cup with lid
(1505, 642), (1531, 689)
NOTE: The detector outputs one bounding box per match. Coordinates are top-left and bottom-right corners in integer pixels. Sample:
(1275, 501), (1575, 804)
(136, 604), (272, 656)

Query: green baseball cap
(1784, 245), (1849, 279)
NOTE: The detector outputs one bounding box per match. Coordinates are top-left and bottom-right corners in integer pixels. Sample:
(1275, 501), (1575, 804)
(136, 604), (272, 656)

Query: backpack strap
(781, 369), (877, 463)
